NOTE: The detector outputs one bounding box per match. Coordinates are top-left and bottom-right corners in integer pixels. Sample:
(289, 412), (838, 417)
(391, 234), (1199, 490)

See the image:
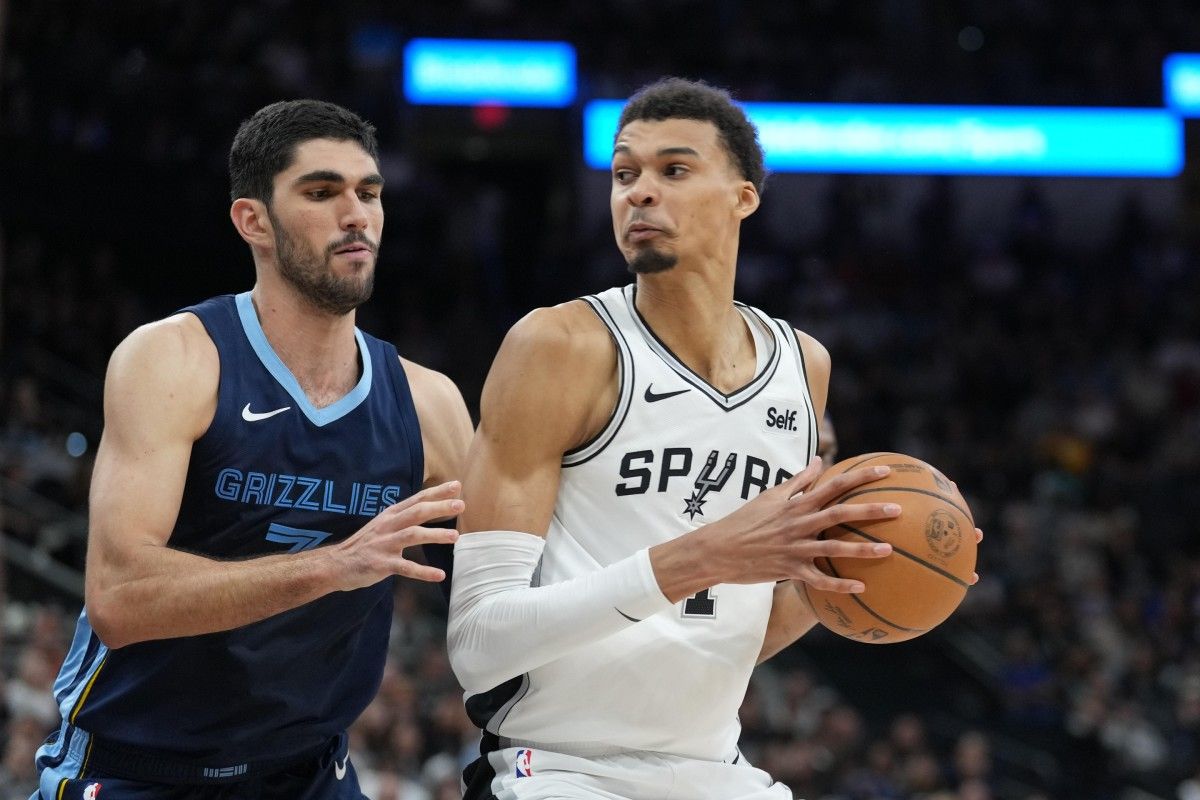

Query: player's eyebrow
(293, 170), (384, 187)
(612, 144), (701, 159)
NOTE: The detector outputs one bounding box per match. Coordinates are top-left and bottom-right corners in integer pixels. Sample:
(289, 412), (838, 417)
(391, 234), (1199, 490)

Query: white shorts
(480, 745), (793, 800)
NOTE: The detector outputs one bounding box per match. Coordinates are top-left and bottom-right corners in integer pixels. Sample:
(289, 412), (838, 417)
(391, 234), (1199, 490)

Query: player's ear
(734, 181), (759, 219)
(230, 198), (273, 248)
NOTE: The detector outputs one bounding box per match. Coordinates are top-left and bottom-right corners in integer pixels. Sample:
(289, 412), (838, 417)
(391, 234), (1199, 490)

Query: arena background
(3, 2), (1200, 798)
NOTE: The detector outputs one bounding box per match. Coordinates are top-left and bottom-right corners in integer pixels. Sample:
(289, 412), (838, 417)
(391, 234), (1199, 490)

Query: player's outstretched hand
(698, 457), (900, 593)
(331, 481), (463, 590)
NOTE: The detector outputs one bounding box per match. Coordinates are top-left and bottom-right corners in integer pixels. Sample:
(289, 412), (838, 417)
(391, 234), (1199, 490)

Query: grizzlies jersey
(47, 292), (423, 768)
(472, 284), (817, 762)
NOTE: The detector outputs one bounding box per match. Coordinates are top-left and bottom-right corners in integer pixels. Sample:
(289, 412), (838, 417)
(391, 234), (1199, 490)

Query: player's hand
(947, 476), (984, 586)
(971, 527), (982, 585)
(696, 457), (900, 593)
(331, 480), (463, 590)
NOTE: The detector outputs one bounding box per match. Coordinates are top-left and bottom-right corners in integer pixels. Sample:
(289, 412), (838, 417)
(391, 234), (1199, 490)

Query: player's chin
(334, 251), (376, 270)
(329, 261), (376, 286)
(626, 246), (678, 275)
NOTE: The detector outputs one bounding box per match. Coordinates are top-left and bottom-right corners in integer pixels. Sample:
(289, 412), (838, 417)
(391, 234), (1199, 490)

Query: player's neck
(634, 270), (755, 393)
(249, 285), (362, 408)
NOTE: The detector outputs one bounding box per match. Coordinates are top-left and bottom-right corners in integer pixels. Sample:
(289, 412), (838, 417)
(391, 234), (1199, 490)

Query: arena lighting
(584, 100), (1183, 177)
(403, 38), (576, 107)
(1164, 53), (1200, 117)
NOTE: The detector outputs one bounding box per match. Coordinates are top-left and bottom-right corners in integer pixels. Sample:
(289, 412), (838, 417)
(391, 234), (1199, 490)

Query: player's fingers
(801, 539), (893, 560)
(395, 560), (447, 583)
(802, 465), (891, 507)
(975, 527), (983, 543)
(781, 456), (822, 497)
(398, 525), (460, 547)
(971, 572), (979, 585)
(391, 498), (465, 527)
(383, 481), (463, 514)
(800, 501), (900, 534)
(794, 566), (865, 594)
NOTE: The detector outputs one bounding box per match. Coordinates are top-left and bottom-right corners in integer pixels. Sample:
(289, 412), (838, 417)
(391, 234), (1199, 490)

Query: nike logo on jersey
(334, 756), (347, 780)
(242, 403), (291, 422)
(643, 385), (690, 403)
(614, 607), (642, 623)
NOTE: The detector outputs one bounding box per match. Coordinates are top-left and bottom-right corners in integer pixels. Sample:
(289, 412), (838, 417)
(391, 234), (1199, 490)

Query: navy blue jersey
(50, 292), (423, 765)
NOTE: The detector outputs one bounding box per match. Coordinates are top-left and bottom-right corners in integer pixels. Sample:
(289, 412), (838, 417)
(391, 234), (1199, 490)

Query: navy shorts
(33, 727), (365, 800)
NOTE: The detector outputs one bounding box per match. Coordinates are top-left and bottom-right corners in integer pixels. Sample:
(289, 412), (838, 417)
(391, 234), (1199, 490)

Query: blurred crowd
(5, 1), (1200, 799)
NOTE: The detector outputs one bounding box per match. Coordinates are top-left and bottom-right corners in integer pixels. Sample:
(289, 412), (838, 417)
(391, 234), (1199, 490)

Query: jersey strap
(562, 294), (636, 467)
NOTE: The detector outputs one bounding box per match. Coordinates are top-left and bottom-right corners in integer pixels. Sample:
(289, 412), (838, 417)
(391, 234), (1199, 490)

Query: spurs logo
(683, 450), (736, 520)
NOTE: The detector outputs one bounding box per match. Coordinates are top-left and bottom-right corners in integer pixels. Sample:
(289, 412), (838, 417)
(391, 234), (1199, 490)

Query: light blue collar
(235, 291), (372, 427)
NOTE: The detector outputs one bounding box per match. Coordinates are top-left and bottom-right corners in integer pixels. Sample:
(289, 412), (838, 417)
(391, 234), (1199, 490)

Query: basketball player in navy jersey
(447, 78), (981, 799)
(32, 100), (472, 799)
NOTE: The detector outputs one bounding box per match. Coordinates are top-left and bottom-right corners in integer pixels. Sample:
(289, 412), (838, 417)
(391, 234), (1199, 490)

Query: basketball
(804, 452), (977, 644)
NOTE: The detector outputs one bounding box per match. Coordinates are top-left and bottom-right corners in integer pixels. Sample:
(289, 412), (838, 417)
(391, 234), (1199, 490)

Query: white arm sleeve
(446, 530), (675, 694)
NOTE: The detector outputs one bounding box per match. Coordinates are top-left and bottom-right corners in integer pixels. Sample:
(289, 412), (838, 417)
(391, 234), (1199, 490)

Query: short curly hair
(228, 99), (379, 203)
(616, 77), (766, 193)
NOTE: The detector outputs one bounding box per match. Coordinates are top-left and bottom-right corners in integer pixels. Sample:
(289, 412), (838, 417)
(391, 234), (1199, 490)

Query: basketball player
(447, 78), (978, 799)
(32, 100), (472, 799)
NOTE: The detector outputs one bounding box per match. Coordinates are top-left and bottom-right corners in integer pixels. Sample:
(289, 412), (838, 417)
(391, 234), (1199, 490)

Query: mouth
(334, 244), (374, 256)
(626, 223), (663, 243)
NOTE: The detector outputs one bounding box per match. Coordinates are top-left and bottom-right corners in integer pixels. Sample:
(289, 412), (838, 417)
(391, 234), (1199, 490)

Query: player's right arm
(85, 315), (460, 649)
(449, 302), (673, 692)
(447, 305), (900, 693)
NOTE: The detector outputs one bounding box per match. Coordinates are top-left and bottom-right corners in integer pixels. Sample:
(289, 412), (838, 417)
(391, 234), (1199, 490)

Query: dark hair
(616, 77), (766, 193)
(228, 99), (379, 202)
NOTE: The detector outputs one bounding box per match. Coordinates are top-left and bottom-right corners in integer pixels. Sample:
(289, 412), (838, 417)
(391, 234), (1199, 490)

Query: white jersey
(476, 284), (818, 762)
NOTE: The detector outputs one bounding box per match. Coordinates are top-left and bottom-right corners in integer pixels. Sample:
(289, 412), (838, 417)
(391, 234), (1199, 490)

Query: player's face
(267, 138), (384, 316)
(610, 118), (757, 275)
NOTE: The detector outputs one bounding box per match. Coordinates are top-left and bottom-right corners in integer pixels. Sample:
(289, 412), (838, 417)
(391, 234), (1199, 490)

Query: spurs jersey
(469, 284), (817, 762)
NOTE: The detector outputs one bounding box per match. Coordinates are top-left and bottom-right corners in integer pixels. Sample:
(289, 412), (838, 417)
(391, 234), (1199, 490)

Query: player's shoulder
(502, 298), (614, 365)
(740, 302), (831, 372)
(791, 327), (830, 370)
(109, 311), (218, 380)
(103, 312), (219, 436)
(400, 356), (467, 409)
(480, 299), (616, 422)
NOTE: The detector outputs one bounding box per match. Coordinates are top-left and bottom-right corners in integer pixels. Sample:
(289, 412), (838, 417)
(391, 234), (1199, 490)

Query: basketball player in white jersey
(448, 78), (978, 799)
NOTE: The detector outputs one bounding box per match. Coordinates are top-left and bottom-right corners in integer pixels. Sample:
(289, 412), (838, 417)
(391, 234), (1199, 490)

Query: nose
(340, 192), (370, 231)
(624, 175), (659, 207)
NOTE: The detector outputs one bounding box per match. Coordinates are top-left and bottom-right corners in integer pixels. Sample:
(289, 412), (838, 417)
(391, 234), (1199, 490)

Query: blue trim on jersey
(35, 720), (90, 798)
(234, 292), (373, 427)
(53, 610), (108, 720)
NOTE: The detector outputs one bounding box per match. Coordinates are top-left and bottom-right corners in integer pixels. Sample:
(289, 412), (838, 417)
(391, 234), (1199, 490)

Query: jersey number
(683, 588), (717, 618)
(265, 522), (330, 552)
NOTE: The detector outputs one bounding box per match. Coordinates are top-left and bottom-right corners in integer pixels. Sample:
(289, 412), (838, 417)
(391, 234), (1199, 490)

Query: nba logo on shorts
(83, 784), (102, 800)
(515, 748), (534, 777)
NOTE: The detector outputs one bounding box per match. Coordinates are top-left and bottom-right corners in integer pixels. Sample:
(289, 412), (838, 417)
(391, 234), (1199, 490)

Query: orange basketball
(804, 452), (976, 644)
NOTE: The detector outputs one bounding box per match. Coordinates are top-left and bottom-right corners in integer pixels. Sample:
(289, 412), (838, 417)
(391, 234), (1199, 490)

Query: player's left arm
(401, 357), (474, 490)
(757, 329), (830, 664)
(401, 358), (474, 594)
(756, 331), (983, 664)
